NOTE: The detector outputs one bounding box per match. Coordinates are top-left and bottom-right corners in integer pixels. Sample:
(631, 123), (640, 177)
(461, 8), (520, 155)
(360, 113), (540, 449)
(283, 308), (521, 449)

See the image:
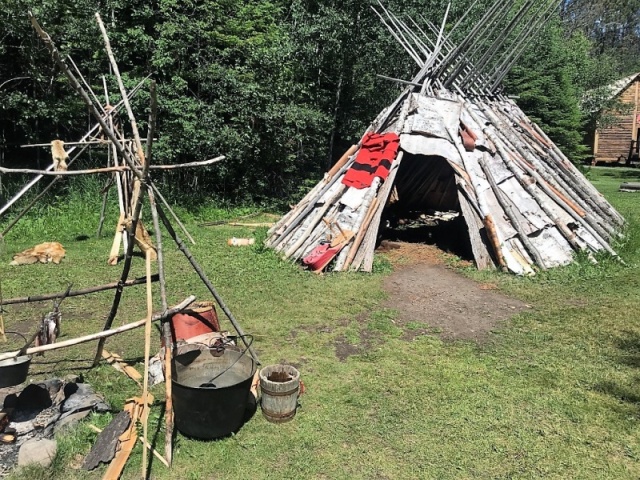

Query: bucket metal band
(261, 385), (299, 397)
(261, 407), (297, 420)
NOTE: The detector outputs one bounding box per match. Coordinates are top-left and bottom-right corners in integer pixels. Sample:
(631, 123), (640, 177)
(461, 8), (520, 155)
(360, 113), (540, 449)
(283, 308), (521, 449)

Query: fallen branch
(0, 275), (159, 306)
(0, 157), (224, 176)
(0, 296), (195, 362)
(223, 222), (274, 228)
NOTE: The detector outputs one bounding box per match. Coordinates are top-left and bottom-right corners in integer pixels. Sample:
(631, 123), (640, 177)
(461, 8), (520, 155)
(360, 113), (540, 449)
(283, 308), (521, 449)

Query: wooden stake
(91, 24), (153, 363)
(96, 13), (146, 167)
(0, 296), (195, 362)
(148, 189), (173, 466)
(142, 251), (153, 478)
(153, 198), (260, 364)
(150, 184), (196, 245)
(108, 214), (125, 266)
(0, 314), (6, 344)
(97, 182), (109, 238)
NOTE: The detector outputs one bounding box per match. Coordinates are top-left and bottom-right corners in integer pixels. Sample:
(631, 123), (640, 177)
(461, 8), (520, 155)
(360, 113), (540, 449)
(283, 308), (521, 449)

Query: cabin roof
(603, 72), (640, 101)
(583, 72), (640, 113)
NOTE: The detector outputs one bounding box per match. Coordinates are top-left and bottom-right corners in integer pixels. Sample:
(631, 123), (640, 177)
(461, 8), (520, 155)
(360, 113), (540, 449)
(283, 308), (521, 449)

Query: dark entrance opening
(380, 153), (474, 260)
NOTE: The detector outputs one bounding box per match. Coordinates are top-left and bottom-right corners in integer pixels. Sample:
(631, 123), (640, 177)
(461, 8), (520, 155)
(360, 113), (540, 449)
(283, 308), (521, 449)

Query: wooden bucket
(259, 365), (300, 423)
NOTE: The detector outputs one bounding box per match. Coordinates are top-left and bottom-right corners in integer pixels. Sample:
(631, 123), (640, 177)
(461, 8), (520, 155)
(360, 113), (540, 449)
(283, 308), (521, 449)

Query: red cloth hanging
(342, 132), (400, 189)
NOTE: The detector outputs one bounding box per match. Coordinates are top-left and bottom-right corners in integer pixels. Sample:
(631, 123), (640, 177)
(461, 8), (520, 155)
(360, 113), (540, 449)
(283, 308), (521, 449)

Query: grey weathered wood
(82, 411), (130, 470)
(494, 104), (615, 229)
(478, 102), (614, 246)
(457, 187), (495, 269)
(359, 152), (405, 272)
(259, 365), (300, 423)
(464, 101), (603, 256)
(376, 74), (422, 88)
(479, 154), (547, 269)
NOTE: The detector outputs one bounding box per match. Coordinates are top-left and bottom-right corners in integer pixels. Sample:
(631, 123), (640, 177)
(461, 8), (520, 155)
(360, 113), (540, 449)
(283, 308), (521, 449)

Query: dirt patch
(382, 243), (528, 342)
(334, 338), (361, 362)
(334, 319), (380, 362)
(277, 357), (309, 371)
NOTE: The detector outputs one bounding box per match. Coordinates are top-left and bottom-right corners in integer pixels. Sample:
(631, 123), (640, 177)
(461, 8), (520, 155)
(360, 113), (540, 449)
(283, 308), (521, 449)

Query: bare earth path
(381, 242), (528, 342)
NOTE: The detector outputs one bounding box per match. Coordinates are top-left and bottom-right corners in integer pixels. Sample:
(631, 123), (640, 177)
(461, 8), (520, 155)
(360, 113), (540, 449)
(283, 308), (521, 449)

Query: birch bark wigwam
(266, 1), (625, 275)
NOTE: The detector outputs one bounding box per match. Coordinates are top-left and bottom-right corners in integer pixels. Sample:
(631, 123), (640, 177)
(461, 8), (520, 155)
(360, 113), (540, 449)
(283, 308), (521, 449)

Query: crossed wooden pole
(0, 12), (263, 476)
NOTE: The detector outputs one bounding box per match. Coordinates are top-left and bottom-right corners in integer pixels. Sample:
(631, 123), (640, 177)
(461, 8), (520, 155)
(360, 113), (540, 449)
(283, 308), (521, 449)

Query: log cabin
(591, 72), (640, 165)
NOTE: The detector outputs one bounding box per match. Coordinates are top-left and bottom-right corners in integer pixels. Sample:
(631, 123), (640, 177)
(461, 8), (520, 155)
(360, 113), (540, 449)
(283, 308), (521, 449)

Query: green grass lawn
(1, 167), (639, 479)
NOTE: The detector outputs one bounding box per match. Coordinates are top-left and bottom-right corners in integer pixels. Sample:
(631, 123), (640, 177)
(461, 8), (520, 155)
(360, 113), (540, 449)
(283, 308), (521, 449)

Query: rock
(54, 409), (91, 434)
(62, 383), (109, 413)
(17, 439), (57, 467)
(63, 374), (81, 384)
(37, 379), (64, 400)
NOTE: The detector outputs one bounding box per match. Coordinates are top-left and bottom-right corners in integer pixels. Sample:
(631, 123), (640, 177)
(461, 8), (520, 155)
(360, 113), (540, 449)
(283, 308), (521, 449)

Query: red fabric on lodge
(342, 132), (400, 189)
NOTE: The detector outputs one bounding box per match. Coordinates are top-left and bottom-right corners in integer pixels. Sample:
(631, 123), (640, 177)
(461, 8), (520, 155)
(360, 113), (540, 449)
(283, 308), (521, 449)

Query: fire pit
(0, 377), (109, 476)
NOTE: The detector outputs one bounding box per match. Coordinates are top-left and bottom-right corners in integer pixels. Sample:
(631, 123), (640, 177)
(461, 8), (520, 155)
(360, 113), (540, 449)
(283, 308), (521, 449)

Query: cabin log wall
(594, 78), (640, 164)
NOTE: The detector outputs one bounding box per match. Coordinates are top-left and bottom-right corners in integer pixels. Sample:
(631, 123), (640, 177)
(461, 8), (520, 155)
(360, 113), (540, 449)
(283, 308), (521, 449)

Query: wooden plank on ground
(103, 349), (142, 384)
(102, 394), (153, 480)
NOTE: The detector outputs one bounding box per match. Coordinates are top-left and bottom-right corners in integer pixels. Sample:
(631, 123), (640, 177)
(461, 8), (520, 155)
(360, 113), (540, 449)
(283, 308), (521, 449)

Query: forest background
(1, 0), (639, 207)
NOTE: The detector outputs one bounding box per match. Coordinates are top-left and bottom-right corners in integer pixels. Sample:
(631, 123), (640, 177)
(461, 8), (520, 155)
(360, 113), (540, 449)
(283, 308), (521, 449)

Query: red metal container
(170, 301), (220, 344)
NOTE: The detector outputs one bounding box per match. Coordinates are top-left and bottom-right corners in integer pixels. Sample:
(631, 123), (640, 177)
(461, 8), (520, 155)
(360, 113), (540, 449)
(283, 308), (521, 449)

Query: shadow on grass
(593, 380), (640, 405)
(29, 358), (94, 376)
(597, 168), (640, 179)
(146, 401), (166, 479)
(614, 330), (640, 368)
(592, 330), (640, 409)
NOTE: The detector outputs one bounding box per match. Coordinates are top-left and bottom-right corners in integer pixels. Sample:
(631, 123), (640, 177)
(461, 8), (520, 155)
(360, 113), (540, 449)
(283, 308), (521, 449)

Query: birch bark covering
(266, 93), (624, 275)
